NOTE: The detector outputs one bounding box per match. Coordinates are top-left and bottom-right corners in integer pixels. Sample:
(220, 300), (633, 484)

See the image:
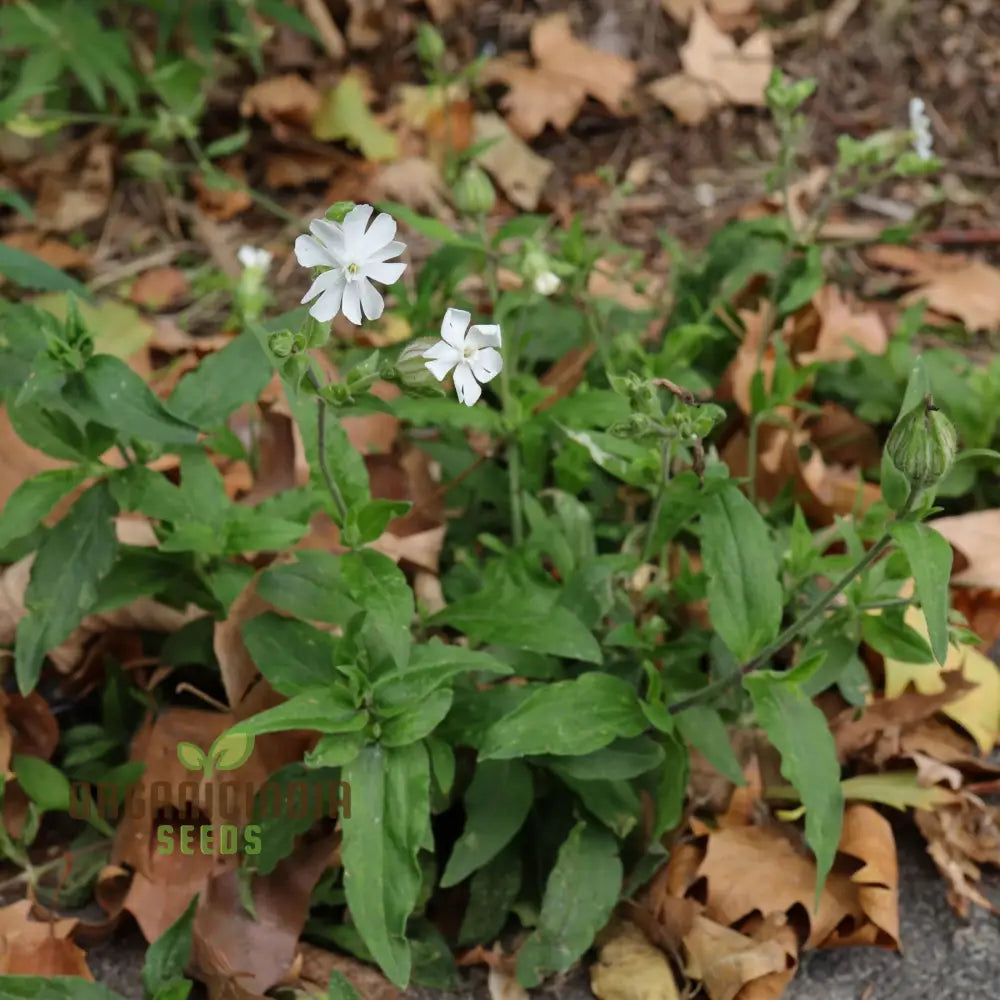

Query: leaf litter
(1, 1), (1000, 998)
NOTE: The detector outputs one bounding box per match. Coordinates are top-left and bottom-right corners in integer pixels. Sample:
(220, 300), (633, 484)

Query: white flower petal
(370, 240), (407, 263)
(422, 340), (461, 361)
(308, 219), (346, 258)
(441, 308), (471, 349)
(425, 353), (460, 381)
(343, 204), (374, 247)
(295, 234), (336, 269)
(301, 270), (339, 304)
(308, 275), (346, 322)
(468, 346), (502, 384)
(452, 362), (482, 406)
(359, 277), (384, 320)
(465, 324), (502, 350)
(365, 261), (406, 285)
(360, 213), (397, 258)
(342, 281), (363, 325)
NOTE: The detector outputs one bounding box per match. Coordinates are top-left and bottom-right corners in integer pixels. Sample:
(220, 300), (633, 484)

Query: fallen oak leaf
(866, 244), (1000, 332)
(240, 74), (321, 138)
(0, 935), (94, 977)
(930, 510), (1000, 589)
(472, 112), (554, 212)
(313, 73), (399, 162)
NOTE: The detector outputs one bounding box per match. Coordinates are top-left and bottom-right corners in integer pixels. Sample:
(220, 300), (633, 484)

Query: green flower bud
(392, 338), (440, 388)
(885, 395), (958, 491)
(325, 201), (355, 223)
(609, 414), (656, 438)
(453, 165), (495, 217)
(268, 330), (297, 358)
(416, 23), (446, 69)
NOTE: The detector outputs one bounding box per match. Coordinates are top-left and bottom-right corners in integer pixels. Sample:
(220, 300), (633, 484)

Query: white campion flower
(533, 270), (560, 296)
(294, 204), (407, 325)
(909, 97), (933, 161)
(237, 245), (272, 272)
(422, 308), (503, 406)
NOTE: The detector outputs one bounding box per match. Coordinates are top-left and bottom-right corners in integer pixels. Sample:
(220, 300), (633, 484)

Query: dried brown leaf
(591, 919), (680, 1000)
(931, 510), (1000, 589)
(240, 74), (321, 137)
(473, 112), (553, 211)
(130, 267), (190, 310)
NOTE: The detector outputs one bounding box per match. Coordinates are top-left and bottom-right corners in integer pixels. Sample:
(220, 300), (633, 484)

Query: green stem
(306, 369), (349, 524)
(478, 216), (524, 546)
(642, 438), (673, 563)
(669, 496), (917, 714)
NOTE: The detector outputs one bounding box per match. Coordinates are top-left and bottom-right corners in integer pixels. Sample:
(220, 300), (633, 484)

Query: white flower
(237, 245), (272, 272)
(533, 271), (561, 296)
(294, 204), (407, 325)
(909, 97), (933, 161)
(422, 308), (503, 406)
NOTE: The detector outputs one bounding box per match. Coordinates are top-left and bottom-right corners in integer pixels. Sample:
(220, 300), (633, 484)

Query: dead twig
(300, 0), (347, 60)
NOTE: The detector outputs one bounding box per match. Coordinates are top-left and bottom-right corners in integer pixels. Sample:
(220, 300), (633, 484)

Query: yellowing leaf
(884, 604), (1000, 753)
(33, 293), (155, 361)
(841, 772), (960, 811)
(313, 74), (399, 162)
(591, 920), (680, 1000)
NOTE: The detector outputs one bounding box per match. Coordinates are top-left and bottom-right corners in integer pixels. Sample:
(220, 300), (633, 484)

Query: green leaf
(889, 521), (954, 665)
(227, 690), (367, 737)
(861, 611), (934, 663)
(651, 732), (688, 840)
(343, 498), (412, 547)
(250, 764), (347, 875)
(241, 613), (339, 695)
(341, 549), (413, 673)
(674, 706), (745, 786)
(441, 760), (533, 887)
(306, 731), (366, 769)
(142, 894), (198, 996)
(327, 970), (364, 1000)
(313, 75), (399, 161)
(699, 485), (783, 661)
(458, 840), (522, 945)
(0, 243), (89, 294)
(744, 672), (844, 904)
(534, 736), (664, 781)
(552, 772), (640, 838)
(372, 642), (513, 709)
(0, 467), (91, 551)
(378, 688), (454, 747)
(479, 673), (645, 760)
(840, 771), (958, 811)
(12, 754), (71, 811)
(342, 742), (430, 987)
(256, 551), (361, 624)
(516, 822), (622, 988)
(15, 481), (119, 693)
(33, 294), (153, 360)
(430, 593), (601, 664)
(168, 332), (272, 428)
(880, 449), (911, 514)
(73, 354), (199, 445)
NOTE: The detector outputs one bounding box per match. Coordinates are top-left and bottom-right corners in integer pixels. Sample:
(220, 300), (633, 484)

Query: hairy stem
(306, 369), (349, 524)
(642, 438), (673, 563)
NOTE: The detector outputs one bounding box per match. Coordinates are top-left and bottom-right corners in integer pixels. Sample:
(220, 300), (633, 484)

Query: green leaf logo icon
(208, 732), (255, 775)
(177, 741), (207, 772)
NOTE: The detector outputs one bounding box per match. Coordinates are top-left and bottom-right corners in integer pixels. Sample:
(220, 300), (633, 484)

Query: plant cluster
(1, 48), (1000, 1000)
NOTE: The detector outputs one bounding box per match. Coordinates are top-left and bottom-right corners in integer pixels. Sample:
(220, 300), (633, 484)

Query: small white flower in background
(422, 308), (503, 406)
(294, 204), (407, 325)
(533, 271), (561, 297)
(237, 245), (272, 272)
(909, 97), (934, 161)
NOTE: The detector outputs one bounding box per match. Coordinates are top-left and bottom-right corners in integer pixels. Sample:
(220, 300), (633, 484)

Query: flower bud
(393, 338), (441, 389)
(533, 271), (561, 296)
(325, 201), (355, 223)
(453, 165), (495, 217)
(268, 330), (297, 358)
(417, 23), (446, 69)
(609, 414), (656, 438)
(885, 395), (957, 490)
